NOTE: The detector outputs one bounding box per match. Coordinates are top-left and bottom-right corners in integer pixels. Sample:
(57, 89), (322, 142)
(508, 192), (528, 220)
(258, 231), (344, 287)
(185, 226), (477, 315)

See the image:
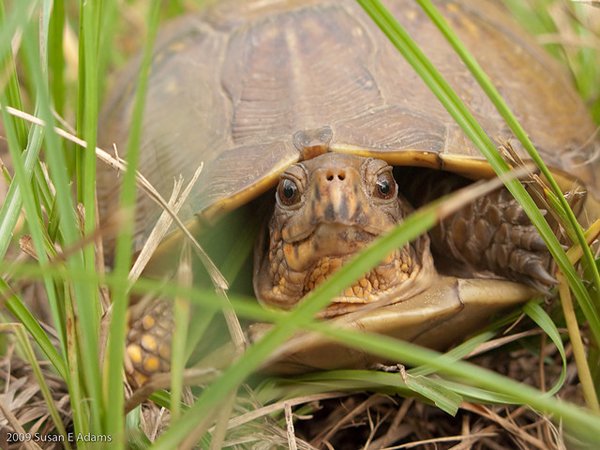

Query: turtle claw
(487, 233), (556, 290)
(525, 258), (557, 287)
(529, 234), (548, 252)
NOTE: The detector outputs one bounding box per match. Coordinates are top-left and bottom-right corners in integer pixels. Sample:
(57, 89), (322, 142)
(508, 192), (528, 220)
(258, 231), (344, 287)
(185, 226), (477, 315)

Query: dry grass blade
(557, 272), (599, 412)
(367, 397), (414, 448)
(314, 394), (389, 447)
(466, 329), (556, 358)
(556, 218), (600, 412)
(0, 349), (70, 450)
(0, 324), (71, 449)
(285, 402), (299, 450)
(461, 403), (555, 450)
(129, 164), (202, 282)
(437, 164), (538, 219)
(566, 219), (600, 264)
(217, 286), (247, 360)
(221, 392), (349, 431)
(390, 431), (499, 449)
(0, 398), (43, 450)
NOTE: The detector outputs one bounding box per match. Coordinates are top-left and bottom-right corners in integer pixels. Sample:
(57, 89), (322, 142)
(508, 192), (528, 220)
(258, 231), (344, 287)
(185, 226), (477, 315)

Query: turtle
(97, 0), (599, 383)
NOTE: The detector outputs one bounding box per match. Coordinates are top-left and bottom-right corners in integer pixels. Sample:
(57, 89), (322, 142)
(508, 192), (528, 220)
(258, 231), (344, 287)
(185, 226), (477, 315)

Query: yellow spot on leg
(142, 314), (155, 330)
(143, 356), (160, 373)
(141, 334), (158, 352)
(126, 344), (143, 365)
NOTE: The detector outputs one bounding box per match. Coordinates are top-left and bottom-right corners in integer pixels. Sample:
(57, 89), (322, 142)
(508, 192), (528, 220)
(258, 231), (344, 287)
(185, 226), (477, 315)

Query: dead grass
(0, 347), (70, 450)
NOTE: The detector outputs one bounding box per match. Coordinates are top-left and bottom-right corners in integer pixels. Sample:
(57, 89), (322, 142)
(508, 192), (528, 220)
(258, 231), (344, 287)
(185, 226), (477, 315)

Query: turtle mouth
(284, 221), (387, 245)
(280, 222), (384, 274)
(302, 223), (379, 259)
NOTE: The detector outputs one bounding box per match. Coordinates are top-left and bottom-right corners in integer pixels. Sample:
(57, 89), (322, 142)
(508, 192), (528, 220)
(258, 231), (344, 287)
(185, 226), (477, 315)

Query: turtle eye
(277, 178), (301, 206)
(374, 171), (397, 200)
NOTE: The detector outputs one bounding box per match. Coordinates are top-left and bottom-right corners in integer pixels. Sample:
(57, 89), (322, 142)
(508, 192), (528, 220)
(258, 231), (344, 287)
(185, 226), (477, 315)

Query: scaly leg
(398, 168), (555, 290)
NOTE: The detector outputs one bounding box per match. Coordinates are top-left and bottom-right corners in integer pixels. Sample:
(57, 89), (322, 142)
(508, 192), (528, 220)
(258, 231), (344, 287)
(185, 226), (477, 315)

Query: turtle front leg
(431, 187), (555, 290)
(399, 169), (556, 290)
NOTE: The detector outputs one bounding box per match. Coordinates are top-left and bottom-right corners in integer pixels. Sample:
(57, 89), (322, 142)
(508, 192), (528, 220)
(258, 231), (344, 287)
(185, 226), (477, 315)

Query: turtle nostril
(325, 170), (345, 181)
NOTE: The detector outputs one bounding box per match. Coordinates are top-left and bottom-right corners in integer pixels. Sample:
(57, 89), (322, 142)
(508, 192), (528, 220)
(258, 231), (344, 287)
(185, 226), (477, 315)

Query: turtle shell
(98, 0), (599, 255)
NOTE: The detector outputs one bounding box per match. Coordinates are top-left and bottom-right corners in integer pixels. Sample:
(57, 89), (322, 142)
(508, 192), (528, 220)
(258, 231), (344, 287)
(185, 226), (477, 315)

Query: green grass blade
(0, 0), (38, 259)
(47, 0), (65, 115)
(405, 375), (461, 415)
(523, 302), (567, 397)
(0, 84), (69, 348)
(104, 0), (162, 442)
(78, 0), (102, 353)
(96, 0), (119, 100)
(21, 10), (103, 433)
(171, 245), (192, 421)
(69, 0), (106, 438)
(280, 369), (462, 415)
(0, 3), (28, 145)
(408, 330), (496, 378)
(1, 279), (67, 379)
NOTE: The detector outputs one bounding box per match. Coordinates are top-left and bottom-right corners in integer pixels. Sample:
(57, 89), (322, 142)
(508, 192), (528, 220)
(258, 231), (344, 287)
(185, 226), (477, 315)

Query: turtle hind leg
(397, 168), (555, 291)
